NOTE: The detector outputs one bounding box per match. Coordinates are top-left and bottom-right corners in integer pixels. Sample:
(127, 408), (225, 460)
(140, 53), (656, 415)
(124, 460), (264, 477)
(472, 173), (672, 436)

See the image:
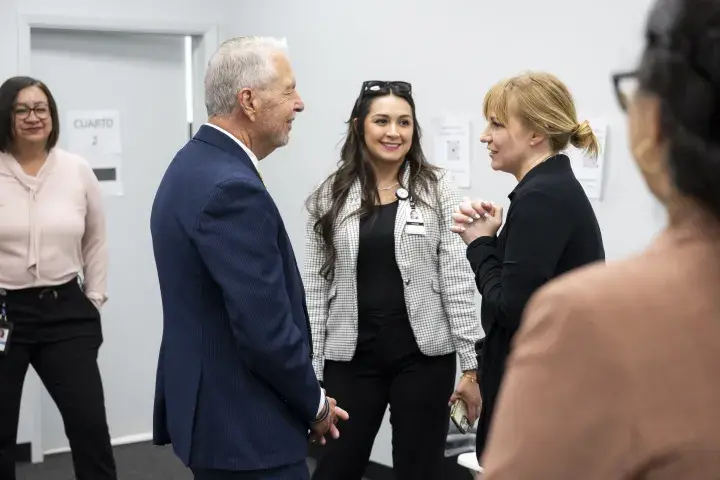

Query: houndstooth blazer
(303, 167), (481, 381)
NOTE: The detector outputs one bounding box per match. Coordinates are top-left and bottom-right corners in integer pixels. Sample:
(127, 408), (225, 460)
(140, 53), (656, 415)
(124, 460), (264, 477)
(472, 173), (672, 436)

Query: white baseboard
(43, 432), (153, 456)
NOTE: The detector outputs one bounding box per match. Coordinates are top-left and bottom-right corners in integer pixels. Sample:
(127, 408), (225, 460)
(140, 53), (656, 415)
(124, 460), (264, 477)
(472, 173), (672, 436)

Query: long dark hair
(0, 76), (59, 153)
(306, 81), (440, 281)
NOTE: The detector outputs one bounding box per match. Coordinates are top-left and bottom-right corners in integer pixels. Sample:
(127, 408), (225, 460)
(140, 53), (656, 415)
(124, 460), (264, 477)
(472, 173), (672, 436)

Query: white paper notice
(564, 118), (608, 200)
(433, 116), (472, 188)
(66, 110), (123, 196)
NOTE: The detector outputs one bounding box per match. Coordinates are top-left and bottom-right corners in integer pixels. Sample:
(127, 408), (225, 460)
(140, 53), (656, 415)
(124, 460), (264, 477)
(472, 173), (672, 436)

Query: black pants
(0, 280), (117, 480)
(474, 330), (510, 463)
(311, 319), (456, 480)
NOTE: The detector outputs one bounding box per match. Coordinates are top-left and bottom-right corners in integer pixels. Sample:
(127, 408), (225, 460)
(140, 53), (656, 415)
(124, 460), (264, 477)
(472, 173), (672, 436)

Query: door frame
(15, 14), (219, 464)
(17, 15), (219, 75)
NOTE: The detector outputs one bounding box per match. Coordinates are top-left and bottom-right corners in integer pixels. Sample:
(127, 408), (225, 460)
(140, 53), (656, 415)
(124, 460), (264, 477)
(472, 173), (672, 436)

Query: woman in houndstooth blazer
(304, 80), (482, 480)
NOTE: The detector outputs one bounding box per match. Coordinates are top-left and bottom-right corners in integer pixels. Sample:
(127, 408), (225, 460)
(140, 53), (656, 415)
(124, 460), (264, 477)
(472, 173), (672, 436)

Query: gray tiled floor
(15, 443), (342, 480)
(17, 442), (191, 480)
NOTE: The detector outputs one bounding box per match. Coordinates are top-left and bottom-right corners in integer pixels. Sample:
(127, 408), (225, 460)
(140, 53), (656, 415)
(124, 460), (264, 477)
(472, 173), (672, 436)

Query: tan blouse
(0, 148), (107, 308)
(482, 213), (720, 479)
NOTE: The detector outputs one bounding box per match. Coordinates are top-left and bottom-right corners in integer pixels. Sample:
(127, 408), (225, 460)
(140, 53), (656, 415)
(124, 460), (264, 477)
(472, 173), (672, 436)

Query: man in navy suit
(150, 37), (348, 480)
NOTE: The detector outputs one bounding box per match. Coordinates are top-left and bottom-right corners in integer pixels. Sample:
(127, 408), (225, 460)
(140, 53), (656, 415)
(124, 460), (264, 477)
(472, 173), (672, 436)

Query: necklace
(378, 182), (399, 191)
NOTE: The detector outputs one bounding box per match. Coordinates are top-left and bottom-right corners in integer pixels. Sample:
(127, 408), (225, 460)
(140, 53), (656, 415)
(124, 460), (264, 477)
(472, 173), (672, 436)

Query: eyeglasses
(13, 103), (51, 120)
(612, 71), (639, 112)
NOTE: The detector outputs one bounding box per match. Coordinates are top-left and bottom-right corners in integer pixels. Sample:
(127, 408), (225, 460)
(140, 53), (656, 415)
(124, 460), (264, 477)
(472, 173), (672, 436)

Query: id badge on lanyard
(0, 290), (13, 356)
(397, 188), (426, 235)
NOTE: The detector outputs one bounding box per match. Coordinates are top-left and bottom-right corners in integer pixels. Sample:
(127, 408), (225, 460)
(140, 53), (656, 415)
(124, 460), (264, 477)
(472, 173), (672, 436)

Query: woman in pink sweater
(0, 76), (116, 480)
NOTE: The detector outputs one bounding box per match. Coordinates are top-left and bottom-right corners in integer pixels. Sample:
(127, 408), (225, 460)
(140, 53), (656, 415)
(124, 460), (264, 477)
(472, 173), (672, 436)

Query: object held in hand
(450, 399), (471, 434)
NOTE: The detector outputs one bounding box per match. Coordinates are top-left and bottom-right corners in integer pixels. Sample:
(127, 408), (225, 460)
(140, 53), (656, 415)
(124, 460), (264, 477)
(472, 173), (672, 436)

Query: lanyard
(395, 186), (420, 220)
(0, 289), (6, 322)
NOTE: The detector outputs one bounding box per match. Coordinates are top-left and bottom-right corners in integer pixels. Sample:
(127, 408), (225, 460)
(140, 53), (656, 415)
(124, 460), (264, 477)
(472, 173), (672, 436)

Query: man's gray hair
(205, 36), (289, 117)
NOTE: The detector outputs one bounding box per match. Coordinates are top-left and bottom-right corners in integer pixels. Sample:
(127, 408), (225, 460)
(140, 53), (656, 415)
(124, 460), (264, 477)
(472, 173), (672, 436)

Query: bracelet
(462, 372), (477, 383)
(311, 396), (330, 424)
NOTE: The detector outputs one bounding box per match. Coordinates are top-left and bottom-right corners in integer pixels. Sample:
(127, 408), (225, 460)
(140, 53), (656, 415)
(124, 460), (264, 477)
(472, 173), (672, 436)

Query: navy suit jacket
(150, 125), (321, 471)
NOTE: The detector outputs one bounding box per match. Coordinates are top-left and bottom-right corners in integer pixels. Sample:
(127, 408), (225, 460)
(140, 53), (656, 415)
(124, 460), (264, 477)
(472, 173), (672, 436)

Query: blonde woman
(451, 72), (606, 459)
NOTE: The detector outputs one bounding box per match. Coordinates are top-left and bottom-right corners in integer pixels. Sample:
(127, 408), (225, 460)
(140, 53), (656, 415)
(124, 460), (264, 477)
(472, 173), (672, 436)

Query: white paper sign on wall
(432, 115), (472, 188)
(563, 117), (608, 201)
(66, 110), (123, 196)
(66, 110), (121, 155)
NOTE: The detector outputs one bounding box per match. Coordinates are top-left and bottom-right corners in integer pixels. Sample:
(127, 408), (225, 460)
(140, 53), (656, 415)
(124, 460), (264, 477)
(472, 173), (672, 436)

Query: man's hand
(449, 371), (482, 426)
(309, 396), (349, 445)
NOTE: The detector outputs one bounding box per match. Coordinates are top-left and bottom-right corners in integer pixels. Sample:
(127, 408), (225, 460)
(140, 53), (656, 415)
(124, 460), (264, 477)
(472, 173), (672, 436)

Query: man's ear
(238, 88), (257, 122)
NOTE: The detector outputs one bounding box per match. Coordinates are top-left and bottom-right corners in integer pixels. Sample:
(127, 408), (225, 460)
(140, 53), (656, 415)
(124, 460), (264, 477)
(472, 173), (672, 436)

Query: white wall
(0, 0), (226, 458)
(227, 0), (666, 467)
(0, 0), (17, 83)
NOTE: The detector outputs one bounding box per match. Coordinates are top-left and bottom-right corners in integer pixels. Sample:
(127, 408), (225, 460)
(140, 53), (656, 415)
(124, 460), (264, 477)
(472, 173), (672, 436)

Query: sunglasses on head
(359, 80), (412, 98)
(352, 81), (412, 114)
